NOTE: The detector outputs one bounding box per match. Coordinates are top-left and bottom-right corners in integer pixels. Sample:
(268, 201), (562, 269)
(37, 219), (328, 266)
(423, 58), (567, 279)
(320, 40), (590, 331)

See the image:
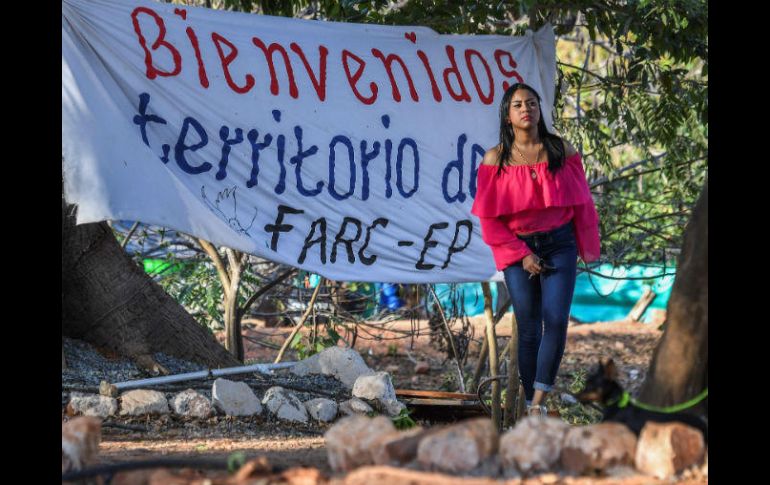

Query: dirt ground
(87, 314), (688, 484)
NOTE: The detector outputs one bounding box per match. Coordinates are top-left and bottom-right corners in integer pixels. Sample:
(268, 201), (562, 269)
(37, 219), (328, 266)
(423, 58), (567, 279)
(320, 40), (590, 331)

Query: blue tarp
(429, 264), (675, 323)
(571, 264), (675, 323)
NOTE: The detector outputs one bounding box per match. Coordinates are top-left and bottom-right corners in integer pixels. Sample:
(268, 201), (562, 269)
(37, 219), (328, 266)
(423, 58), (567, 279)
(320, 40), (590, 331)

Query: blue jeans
(502, 221), (578, 403)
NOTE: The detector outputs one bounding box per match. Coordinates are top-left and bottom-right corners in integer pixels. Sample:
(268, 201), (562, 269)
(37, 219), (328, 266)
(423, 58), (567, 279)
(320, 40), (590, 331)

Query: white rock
(211, 378), (262, 416)
(119, 390), (169, 416)
(67, 393), (118, 418)
(352, 372), (405, 416)
(262, 386), (309, 423)
(500, 416), (570, 474)
(339, 398), (374, 416)
(325, 415), (396, 472)
(304, 398), (338, 422)
(171, 389), (213, 418)
(290, 347), (375, 388)
(417, 418), (498, 473)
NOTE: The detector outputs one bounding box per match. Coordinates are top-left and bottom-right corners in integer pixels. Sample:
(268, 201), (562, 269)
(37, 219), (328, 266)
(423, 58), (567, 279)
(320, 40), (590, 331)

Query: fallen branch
(274, 279), (325, 364)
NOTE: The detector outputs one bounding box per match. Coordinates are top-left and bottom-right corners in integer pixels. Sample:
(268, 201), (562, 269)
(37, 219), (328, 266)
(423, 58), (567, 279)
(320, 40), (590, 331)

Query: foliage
(568, 368), (587, 394)
(392, 407), (417, 430)
(290, 322), (342, 360)
(158, 257), (226, 330)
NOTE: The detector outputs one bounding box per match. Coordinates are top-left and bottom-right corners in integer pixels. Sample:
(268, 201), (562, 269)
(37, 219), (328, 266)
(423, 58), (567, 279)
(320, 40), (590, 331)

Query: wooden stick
(481, 282), (501, 430)
(120, 221), (141, 249)
(627, 287), (657, 322)
(274, 279), (325, 364)
(503, 312), (520, 428)
(469, 293), (511, 392)
(468, 332), (488, 393)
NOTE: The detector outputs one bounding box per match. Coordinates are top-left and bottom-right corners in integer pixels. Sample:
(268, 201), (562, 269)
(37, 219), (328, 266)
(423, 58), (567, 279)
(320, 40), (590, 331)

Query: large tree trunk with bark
(62, 199), (239, 370)
(638, 178), (707, 417)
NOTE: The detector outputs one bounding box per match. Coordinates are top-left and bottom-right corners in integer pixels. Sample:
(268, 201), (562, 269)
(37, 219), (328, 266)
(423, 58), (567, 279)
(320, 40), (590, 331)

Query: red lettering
(442, 46), (471, 103)
(186, 27), (209, 89)
(290, 43), (328, 101)
(341, 50), (378, 105)
(494, 50), (524, 92)
(252, 37), (299, 98)
(371, 49), (419, 102)
(416, 50), (442, 102)
(131, 7), (182, 80)
(211, 32), (255, 94)
(464, 49), (494, 105)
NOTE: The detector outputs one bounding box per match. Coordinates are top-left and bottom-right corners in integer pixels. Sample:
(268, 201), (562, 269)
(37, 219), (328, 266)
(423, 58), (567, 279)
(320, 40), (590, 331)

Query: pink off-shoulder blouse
(470, 152), (601, 271)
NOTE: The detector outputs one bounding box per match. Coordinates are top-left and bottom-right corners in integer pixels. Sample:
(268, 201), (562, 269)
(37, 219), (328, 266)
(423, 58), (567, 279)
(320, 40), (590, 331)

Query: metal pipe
(100, 362), (297, 396)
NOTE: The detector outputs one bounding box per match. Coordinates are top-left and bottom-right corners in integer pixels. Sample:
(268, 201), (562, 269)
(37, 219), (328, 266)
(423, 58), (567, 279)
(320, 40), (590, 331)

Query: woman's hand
(522, 254), (542, 277)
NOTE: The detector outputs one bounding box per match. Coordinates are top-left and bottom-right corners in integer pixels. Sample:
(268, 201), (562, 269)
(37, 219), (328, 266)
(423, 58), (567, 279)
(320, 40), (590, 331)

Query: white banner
(62, 0), (556, 283)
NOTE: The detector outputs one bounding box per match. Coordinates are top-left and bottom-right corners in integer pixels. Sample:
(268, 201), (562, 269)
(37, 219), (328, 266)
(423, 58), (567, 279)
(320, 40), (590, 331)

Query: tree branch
(240, 267), (297, 317)
(197, 239), (231, 298)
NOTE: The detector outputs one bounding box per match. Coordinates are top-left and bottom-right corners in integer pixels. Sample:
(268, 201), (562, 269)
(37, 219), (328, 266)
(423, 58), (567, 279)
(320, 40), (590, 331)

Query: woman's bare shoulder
(481, 145), (502, 166)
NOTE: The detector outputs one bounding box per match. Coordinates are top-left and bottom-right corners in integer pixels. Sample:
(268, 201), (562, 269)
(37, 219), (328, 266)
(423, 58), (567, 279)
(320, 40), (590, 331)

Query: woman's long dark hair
(496, 83), (566, 177)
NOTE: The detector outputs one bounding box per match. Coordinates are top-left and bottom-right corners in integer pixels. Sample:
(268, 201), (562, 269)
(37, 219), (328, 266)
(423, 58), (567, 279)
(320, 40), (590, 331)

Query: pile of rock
(325, 415), (707, 481)
(66, 347), (407, 426)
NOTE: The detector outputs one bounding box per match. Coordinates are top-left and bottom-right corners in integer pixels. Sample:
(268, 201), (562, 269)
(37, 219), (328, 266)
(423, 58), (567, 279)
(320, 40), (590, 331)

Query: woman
(471, 83), (601, 417)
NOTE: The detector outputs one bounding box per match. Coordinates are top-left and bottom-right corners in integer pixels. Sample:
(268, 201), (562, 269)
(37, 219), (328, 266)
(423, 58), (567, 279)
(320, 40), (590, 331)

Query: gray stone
(262, 386), (309, 423)
(339, 398), (374, 416)
(211, 378), (262, 417)
(500, 416), (570, 474)
(352, 372), (405, 416)
(171, 389), (213, 418)
(371, 427), (432, 466)
(119, 389), (169, 416)
(67, 392), (118, 418)
(325, 415), (396, 472)
(417, 418), (499, 473)
(290, 347), (375, 388)
(304, 398), (338, 423)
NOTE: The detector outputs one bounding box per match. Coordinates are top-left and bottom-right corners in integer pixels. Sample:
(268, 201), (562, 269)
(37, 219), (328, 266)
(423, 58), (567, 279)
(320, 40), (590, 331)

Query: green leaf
(586, 15), (597, 41)
(290, 332), (303, 349)
(327, 327), (342, 343)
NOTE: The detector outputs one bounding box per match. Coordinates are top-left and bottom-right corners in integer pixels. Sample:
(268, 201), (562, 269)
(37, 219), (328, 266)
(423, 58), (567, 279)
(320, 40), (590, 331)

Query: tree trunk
(638, 179), (707, 417)
(224, 249), (244, 362)
(62, 199), (239, 369)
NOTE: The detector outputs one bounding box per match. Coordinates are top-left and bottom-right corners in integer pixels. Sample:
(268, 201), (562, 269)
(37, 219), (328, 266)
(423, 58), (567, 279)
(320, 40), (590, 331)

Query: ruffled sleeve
(477, 215), (533, 270)
(569, 155), (601, 263)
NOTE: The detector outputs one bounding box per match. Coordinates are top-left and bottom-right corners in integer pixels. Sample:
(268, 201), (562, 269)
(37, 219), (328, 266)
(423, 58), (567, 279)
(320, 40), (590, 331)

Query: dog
(575, 359), (708, 443)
